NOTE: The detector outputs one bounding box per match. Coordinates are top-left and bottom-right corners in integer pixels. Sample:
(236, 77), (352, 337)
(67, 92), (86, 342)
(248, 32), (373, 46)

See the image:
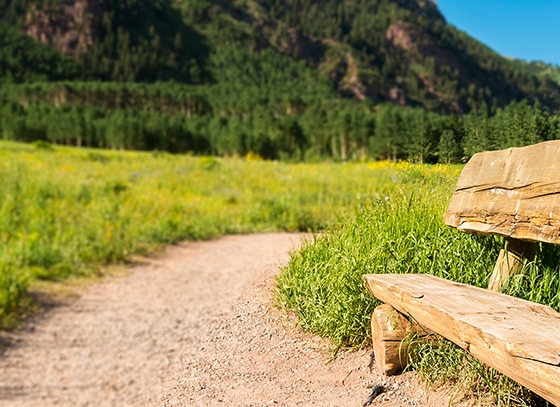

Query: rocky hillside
(1, 0), (559, 114)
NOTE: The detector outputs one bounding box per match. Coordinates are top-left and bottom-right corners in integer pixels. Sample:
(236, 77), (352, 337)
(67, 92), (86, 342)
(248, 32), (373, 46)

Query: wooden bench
(363, 140), (560, 406)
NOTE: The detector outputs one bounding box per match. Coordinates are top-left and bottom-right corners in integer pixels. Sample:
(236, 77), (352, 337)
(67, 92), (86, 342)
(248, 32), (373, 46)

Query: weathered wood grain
(371, 304), (410, 375)
(363, 273), (560, 406)
(445, 140), (560, 244)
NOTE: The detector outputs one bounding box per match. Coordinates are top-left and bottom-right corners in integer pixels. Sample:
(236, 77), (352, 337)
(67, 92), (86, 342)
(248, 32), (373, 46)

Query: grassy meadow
(0, 140), (400, 326)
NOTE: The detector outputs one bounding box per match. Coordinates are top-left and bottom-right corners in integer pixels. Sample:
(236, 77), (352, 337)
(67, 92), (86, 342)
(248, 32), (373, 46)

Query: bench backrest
(443, 140), (560, 290)
(445, 140), (560, 244)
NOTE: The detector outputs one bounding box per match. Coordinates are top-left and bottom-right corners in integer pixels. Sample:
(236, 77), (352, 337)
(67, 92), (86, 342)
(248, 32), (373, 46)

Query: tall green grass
(276, 162), (560, 406)
(277, 163), (493, 347)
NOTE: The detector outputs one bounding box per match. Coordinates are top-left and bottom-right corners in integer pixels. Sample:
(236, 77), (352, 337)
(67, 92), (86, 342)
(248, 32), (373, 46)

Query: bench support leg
(488, 238), (537, 292)
(371, 304), (410, 375)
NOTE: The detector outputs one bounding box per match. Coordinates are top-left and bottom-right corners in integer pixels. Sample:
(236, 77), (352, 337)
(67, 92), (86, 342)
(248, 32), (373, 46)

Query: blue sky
(436, 0), (560, 66)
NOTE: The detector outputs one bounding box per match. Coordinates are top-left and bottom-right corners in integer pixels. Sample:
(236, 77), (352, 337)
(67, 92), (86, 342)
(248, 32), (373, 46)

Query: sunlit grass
(276, 163), (474, 349)
(0, 140), (396, 327)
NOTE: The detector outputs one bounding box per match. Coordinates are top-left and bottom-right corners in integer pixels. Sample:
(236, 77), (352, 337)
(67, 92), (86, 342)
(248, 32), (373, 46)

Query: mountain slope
(223, 0), (559, 113)
(1, 0), (560, 114)
(1, 0), (209, 83)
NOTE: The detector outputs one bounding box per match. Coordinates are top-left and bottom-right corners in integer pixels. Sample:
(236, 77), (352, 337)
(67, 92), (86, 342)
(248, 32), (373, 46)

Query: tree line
(1, 82), (558, 162)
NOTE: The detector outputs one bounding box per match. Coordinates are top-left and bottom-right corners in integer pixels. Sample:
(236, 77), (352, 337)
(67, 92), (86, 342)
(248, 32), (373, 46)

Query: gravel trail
(0, 233), (456, 407)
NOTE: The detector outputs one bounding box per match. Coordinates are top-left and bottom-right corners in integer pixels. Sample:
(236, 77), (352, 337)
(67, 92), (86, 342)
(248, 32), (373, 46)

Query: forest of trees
(1, 0), (560, 162)
(1, 82), (558, 163)
(0, 23), (85, 83)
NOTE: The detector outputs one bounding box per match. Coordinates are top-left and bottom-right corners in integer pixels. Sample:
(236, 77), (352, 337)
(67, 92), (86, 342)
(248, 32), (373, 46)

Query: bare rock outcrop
(25, 0), (100, 59)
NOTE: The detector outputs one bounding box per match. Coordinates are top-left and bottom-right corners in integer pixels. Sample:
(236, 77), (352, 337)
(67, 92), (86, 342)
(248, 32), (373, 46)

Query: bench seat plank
(363, 273), (560, 405)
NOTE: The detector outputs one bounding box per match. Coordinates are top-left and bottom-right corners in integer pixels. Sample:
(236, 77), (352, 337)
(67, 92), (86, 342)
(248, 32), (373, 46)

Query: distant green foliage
(79, 0), (208, 83)
(0, 23), (84, 83)
(1, 82), (559, 161)
(515, 59), (560, 88)
(0, 0), (207, 83)
(462, 100), (560, 157)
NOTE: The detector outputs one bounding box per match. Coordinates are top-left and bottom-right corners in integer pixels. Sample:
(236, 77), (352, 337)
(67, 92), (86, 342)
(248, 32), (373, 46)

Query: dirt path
(0, 233), (454, 407)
